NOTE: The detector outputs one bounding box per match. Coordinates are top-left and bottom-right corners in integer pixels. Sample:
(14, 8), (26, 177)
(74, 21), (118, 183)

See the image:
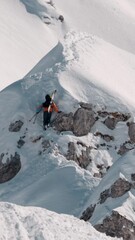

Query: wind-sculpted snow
(0, 202), (119, 240)
(54, 0), (135, 54)
(0, 0), (58, 91)
(0, 1), (135, 239)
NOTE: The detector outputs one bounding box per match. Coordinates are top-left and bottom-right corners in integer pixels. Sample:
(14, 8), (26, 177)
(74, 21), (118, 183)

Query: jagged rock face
(73, 108), (95, 136)
(9, 120), (24, 132)
(0, 152), (21, 183)
(53, 112), (74, 132)
(53, 107), (95, 136)
(99, 178), (131, 203)
(80, 204), (96, 221)
(100, 189), (110, 204)
(111, 178), (131, 198)
(81, 177), (135, 239)
(95, 211), (135, 240)
(102, 112), (130, 130)
(81, 178), (132, 220)
(95, 132), (114, 142)
(128, 122), (135, 143)
(66, 142), (91, 168)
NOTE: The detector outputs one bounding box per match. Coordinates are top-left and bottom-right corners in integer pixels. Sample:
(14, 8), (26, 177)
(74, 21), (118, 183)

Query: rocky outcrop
(128, 122), (135, 143)
(81, 178), (132, 221)
(98, 111), (130, 130)
(81, 177), (135, 239)
(104, 117), (118, 130)
(99, 178), (131, 203)
(17, 136), (25, 148)
(53, 106), (96, 136)
(0, 152), (21, 183)
(58, 15), (64, 22)
(118, 141), (134, 155)
(80, 204), (96, 221)
(111, 178), (131, 198)
(95, 132), (114, 142)
(66, 141), (91, 168)
(79, 102), (93, 110)
(95, 211), (135, 240)
(73, 108), (95, 136)
(53, 112), (74, 132)
(9, 120), (24, 132)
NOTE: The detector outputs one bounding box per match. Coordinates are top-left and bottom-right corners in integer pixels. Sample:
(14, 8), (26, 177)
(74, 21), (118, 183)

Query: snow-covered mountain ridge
(0, 202), (118, 240)
(0, 0), (135, 239)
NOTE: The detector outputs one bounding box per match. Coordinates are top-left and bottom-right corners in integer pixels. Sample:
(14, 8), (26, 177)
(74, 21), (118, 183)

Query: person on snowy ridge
(37, 94), (59, 130)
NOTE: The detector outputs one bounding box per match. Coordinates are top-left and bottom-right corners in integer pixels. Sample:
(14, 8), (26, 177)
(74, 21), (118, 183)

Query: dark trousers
(43, 111), (52, 127)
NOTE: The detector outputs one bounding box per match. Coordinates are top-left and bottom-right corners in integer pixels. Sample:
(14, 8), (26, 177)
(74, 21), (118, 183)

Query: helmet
(45, 94), (51, 102)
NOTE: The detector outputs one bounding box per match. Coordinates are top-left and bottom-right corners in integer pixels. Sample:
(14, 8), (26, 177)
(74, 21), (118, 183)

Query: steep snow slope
(1, 0), (135, 239)
(0, 41), (99, 217)
(81, 149), (135, 225)
(59, 31), (135, 110)
(0, 0), (57, 90)
(54, 0), (135, 53)
(1, 0), (135, 91)
(0, 31), (135, 216)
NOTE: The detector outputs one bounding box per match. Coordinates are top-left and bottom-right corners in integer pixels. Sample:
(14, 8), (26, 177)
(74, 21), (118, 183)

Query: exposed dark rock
(9, 120), (24, 132)
(111, 112), (130, 122)
(96, 164), (110, 178)
(95, 211), (135, 240)
(103, 112), (130, 130)
(99, 178), (131, 203)
(118, 141), (134, 155)
(53, 107), (95, 136)
(17, 138), (25, 148)
(0, 152), (21, 183)
(98, 111), (130, 121)
(30, 135), (43, 143)
(73, 108), (95, 136)
(95, 132), (114, 142)
(53, 112), (74, 132)
(66, 141), (91, 169)
(94, 172), (102, 178)
(47, 0), (54, 7)
(131, 173), (135, 181)
(98, 111), (109, 118)
(79, 102), (93, 110)
(104, 117), (118, 130)
(128, 122), (135, 143)
(81, 178), (133, 226)
(111, 178), (131, 198)
(80, 204), (96, 221)
(58, 15), (64, 22)
(100, 143), (106, 147)
(100, 189), (110, 204)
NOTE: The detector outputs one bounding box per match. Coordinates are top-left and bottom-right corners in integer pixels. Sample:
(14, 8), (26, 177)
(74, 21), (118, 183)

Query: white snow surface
(0, 202), (118, 240)
(0, 0), (135, 239)
(0, 0), (57, 90)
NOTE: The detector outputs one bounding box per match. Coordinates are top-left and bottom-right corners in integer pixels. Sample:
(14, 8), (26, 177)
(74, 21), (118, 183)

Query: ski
(48, 89), (57, 113)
